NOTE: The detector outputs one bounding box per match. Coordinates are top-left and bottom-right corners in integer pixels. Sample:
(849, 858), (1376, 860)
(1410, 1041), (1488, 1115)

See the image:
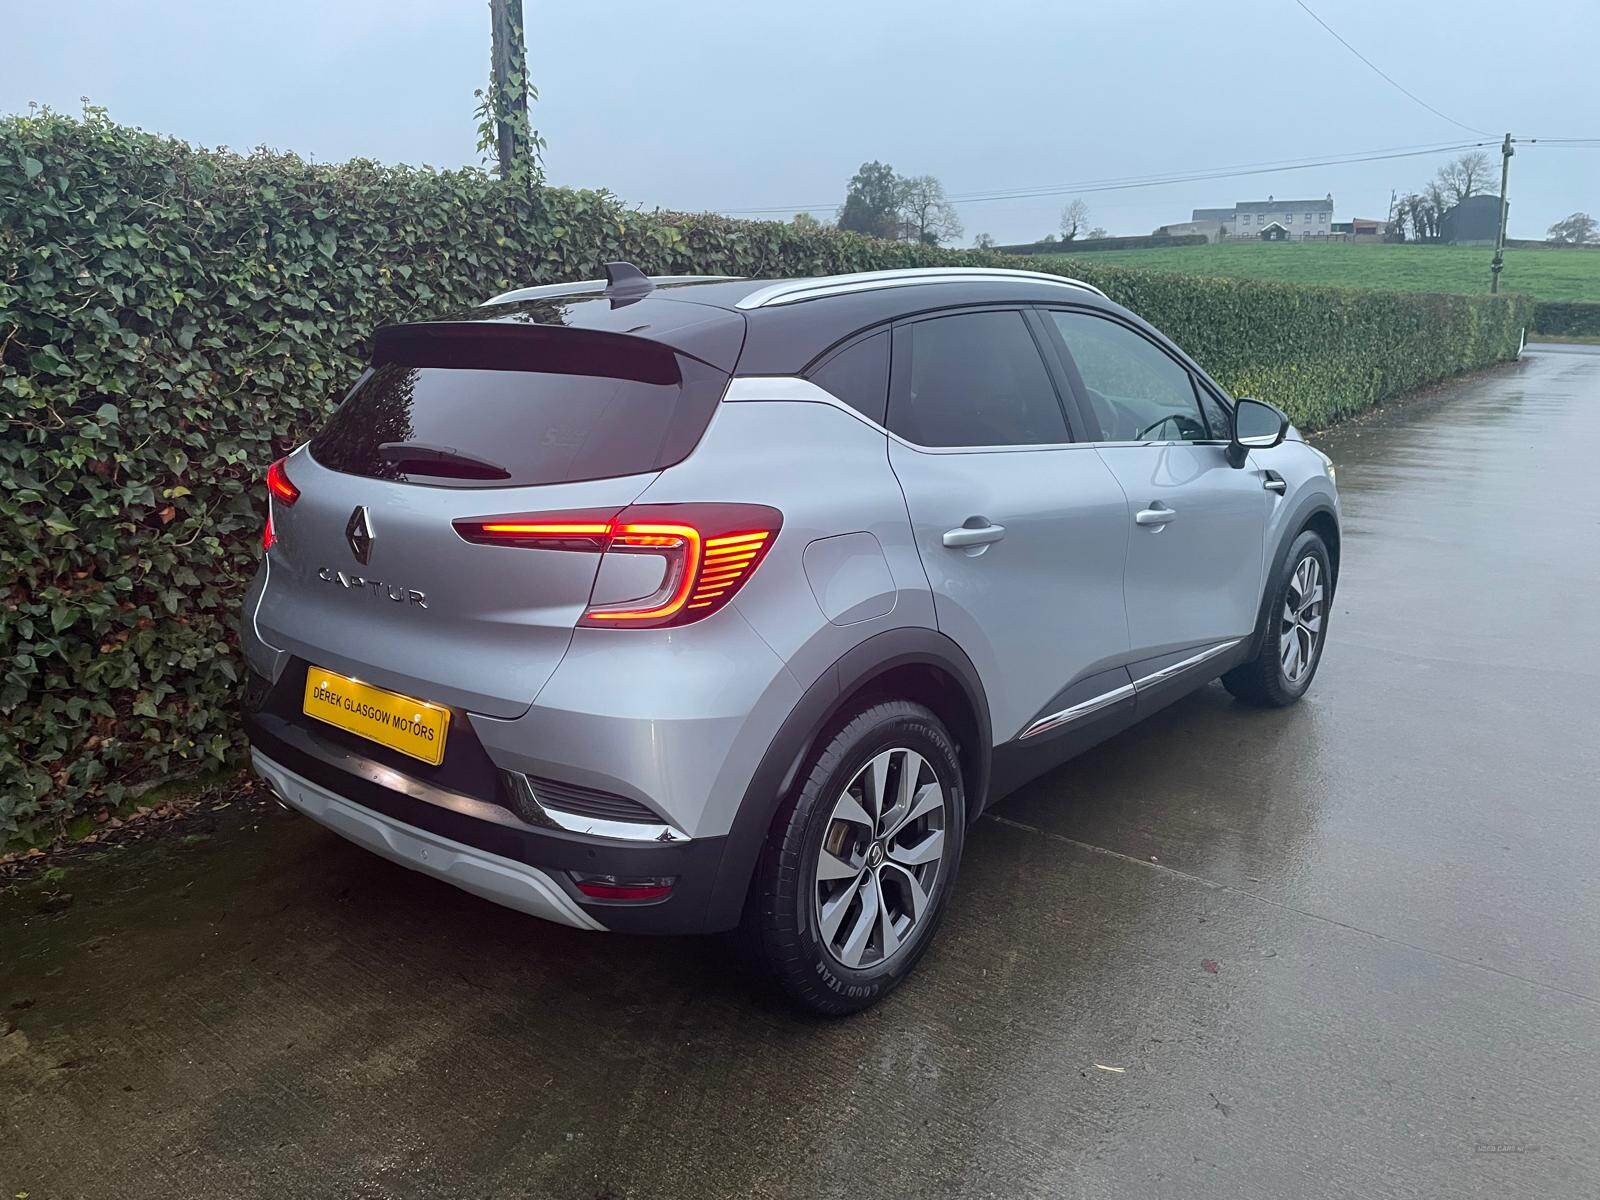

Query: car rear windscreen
(309, 326), (728, 488)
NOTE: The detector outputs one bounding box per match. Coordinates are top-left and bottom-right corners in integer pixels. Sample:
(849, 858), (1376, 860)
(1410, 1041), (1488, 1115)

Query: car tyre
(743, 700), (966, 1016)
(1223, 528), (1332, 707)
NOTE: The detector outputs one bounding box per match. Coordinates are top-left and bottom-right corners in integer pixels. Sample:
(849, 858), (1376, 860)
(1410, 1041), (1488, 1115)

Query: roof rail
(734, 267), (1108, 310)
(482, 269), (739, 307)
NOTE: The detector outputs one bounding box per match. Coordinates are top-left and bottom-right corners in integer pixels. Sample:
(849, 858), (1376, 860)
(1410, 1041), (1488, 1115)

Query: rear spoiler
(371, 322), (684, 385)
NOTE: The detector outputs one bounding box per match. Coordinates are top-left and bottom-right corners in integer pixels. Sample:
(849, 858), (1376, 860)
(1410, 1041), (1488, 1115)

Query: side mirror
(1228, 397), (1288, 466)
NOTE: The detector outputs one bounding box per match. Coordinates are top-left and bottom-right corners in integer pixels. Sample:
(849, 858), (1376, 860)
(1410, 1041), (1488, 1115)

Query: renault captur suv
(243, 264), (1339, 1014)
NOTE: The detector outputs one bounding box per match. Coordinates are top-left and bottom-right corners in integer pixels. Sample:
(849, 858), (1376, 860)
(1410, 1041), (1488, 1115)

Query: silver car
(243, 264), (1338, 1014)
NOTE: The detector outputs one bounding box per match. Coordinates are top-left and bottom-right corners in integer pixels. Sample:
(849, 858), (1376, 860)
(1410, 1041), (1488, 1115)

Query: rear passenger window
(809, 331), (889, 425)
(889, 311), (1069, 447)
(1048, 311), (1208, 443)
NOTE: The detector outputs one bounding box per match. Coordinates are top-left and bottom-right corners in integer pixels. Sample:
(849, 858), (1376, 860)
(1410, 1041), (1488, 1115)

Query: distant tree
(1385, 191), (1407, 242)
(1038, 233), (1059, 244)
(791, 211), (825, 231)
(973, 232), (997, 249)
(1546, 212), (1599, 246)
(1401, 181), (1450, 242)
(837, 161), (901, 239)
(1386, 197), (1408, 242)
(1059, 198), (1091, 241)
(1434, 152), (1492, 207)
(1085, 226), (1109, 240)
(894, 175), (962, 245)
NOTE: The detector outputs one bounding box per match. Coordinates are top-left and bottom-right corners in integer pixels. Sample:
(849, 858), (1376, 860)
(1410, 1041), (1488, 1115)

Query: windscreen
(309, 328), (727, 488)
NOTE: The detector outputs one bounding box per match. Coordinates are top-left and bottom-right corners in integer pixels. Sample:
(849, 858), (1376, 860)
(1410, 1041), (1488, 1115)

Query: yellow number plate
(302, 668), (450, 766)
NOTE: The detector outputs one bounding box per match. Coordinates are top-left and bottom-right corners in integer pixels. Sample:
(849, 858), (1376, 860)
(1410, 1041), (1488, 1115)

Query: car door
(1040, 307), (1273, 664)
(885, 307), (1132, 742)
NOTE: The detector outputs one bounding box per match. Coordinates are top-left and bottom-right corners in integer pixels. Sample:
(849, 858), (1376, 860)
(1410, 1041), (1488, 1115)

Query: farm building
(1441, 195), (1506, 245)
(1190, 194), (1335, 240)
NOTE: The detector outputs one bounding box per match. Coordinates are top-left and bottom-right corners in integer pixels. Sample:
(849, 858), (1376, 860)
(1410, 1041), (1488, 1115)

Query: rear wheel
(1222, 529), (1331, 707)
(744, 701), (965, 1016)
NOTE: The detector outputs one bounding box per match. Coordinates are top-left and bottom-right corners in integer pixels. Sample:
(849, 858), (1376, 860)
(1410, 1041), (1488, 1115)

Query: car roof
(396, 265), (1126, 377)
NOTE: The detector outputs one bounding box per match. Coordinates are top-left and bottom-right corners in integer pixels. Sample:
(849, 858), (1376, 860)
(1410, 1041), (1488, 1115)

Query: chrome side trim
(1018, 683), (1135, 740)
(251, 750), (606, 931)
(1130, 640), (1243, 690)
(734, 267), (1108, 310)
(1016, 639), (1245, 741)
(721, 375), (1100, 456)
(505, 772), (689, 844)
(481, 274), (738, 306)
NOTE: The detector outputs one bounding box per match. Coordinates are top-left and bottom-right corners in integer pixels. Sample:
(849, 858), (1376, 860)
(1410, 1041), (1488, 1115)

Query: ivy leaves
(0, 105), (1532, 844)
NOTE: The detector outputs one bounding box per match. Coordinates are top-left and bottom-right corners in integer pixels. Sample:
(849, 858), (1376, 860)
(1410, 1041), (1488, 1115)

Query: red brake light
(262, 458), (299, 551)
(266, 458), (299, 506)
(454, 503), (782, 628)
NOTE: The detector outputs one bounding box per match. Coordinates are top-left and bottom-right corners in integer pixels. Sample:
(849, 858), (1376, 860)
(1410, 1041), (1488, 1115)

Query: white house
(1191, 195), (1336, 240)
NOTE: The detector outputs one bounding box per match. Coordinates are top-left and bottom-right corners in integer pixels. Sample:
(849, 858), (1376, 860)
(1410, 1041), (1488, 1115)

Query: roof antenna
(603, 261), (654, 300)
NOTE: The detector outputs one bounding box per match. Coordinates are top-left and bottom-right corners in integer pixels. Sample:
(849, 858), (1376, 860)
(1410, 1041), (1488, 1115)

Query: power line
(717, 140), (1491, 216)
(939, 140), (1483, 203)
(1289, 0), (1492, 136)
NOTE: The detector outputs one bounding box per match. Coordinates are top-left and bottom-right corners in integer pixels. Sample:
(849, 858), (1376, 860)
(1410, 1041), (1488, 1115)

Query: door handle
(1134, 505), (1178, 527)
(1262, 471), (1286, 494)
(942, 521), (1006, 548)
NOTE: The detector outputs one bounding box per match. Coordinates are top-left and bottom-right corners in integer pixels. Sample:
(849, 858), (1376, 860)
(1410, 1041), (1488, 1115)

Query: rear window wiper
(377, 441), (512, 481)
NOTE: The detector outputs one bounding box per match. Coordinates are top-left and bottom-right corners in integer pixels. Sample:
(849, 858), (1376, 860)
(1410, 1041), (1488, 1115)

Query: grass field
(1037, 240), (1600, 304)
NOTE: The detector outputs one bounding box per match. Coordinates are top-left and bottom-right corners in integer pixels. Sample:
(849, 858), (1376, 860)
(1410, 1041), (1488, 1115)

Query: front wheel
(743, 701), (966, 1016)
(1222, 529), (1332, 707)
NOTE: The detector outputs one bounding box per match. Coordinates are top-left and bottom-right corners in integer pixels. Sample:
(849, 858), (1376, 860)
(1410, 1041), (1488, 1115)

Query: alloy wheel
(814, 747), (948, 969)
(1279, 554), (1325, 683)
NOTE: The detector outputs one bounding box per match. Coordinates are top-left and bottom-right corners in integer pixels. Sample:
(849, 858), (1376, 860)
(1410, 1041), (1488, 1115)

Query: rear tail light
(266, 458), (299, 506)
(454, 503), (782, 628)
(262, 457), (299, 550)
(569, 872), (676, 902)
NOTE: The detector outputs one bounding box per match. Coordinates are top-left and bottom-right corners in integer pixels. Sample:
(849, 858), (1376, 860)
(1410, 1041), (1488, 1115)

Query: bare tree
(1085, 226), (1109, 240)
(1059, 198), (1091, 241)
(1546, 212), (1599, 245)
(973, 232), (996, 249)
(1434, 152), (1492, 207)
(894, 175), (963, 245)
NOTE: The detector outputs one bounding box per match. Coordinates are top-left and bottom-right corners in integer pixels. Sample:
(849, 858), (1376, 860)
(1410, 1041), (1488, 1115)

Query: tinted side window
(1048, 311), (1208, 443)
(1194, 382), (1233, 441)
(808, 331), (889, 425)
(890, 311), (1068, 447)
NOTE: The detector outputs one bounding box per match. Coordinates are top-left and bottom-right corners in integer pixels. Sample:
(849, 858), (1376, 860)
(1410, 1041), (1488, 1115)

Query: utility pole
(489, 0), (531, 181)
(1489, 132), (1514, 293)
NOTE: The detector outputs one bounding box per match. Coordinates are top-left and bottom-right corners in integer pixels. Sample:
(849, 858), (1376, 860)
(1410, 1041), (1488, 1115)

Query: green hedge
(1531, 300), (1600, 337)
(0, 107), (1532, 841)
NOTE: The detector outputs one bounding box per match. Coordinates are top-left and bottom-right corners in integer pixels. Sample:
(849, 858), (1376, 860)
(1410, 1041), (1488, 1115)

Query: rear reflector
(569, 872), (676, 902)
(455, 503), (781, 628)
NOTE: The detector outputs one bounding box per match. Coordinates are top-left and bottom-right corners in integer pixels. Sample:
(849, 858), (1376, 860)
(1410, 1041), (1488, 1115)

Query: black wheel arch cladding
(700, 626), (991, 933)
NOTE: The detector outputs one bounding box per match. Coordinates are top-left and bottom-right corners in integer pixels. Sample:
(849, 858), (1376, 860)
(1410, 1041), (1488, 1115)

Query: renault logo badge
(346, 506), (374, 565)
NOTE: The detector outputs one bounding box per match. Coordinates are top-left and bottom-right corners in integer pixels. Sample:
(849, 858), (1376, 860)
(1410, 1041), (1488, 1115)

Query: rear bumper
(253, 749), (603, 931)
(244, 708), (733, 934)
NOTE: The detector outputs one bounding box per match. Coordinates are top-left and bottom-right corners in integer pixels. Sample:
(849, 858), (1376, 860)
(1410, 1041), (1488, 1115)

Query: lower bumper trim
(252, 748), (606, 932)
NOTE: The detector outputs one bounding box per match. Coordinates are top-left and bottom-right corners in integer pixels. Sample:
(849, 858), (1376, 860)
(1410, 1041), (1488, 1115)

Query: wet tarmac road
(4, 347), (1598, 1199)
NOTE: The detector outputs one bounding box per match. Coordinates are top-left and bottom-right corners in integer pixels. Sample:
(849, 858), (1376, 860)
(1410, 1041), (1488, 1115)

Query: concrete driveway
(4, 346), (1597, 1199)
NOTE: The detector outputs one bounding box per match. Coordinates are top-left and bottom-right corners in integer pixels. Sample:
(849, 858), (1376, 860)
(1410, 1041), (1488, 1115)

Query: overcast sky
(9, 0), (1598, 244)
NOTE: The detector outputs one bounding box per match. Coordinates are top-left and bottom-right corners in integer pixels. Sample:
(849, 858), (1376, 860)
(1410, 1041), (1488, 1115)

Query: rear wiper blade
(377, 441), (511, 480)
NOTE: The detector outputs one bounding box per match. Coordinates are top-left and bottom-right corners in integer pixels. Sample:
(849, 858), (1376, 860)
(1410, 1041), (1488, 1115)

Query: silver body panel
(240, 269), (1339, 932)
